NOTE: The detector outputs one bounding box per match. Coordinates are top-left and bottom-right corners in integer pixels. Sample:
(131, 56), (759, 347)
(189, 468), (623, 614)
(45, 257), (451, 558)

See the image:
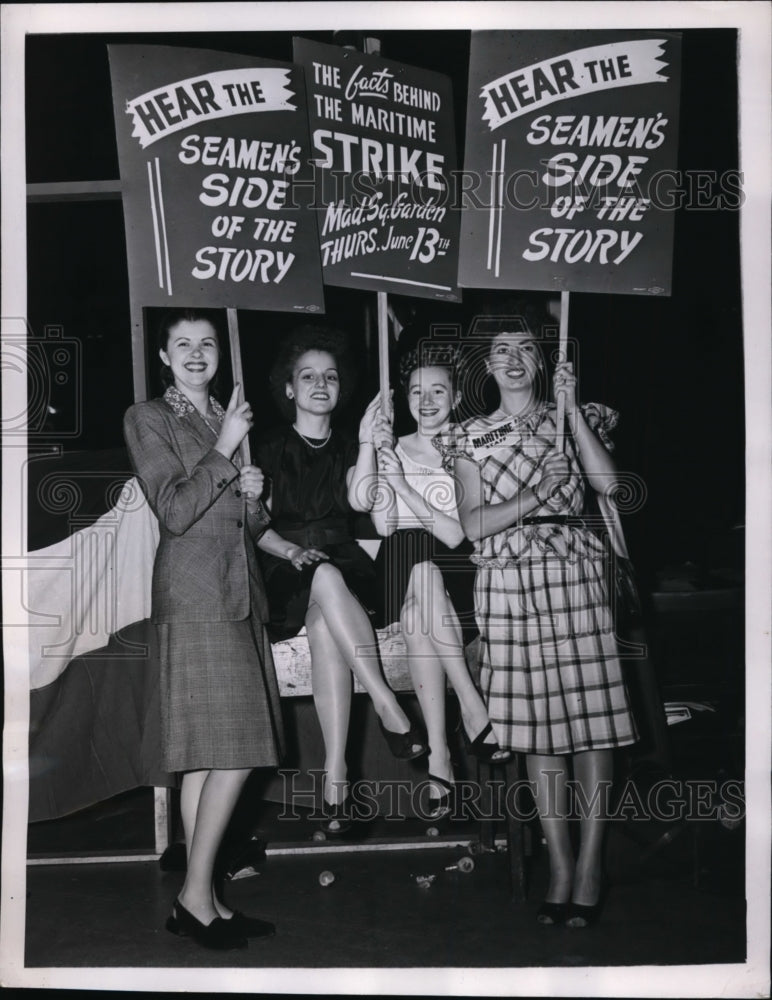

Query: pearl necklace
(293, 424), (331, 449)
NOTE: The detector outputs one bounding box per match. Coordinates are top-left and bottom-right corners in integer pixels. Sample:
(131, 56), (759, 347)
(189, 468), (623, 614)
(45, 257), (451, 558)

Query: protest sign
(109, 44), (324, 312)
(459, 30), (681, 295)
(293, 37), (460, 301)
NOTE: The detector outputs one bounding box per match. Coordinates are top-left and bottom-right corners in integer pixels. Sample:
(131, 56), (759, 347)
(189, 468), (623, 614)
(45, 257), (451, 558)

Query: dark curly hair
(398, 341), (463, 396)
(461, 295), (557, 413)
(157, 308), (223, 398)
(269, 324), (356, 420)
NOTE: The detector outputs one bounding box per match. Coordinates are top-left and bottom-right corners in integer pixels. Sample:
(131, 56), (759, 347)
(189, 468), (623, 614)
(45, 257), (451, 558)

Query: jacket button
(237, 520), (243, 528)
(235, 490), (242, 498)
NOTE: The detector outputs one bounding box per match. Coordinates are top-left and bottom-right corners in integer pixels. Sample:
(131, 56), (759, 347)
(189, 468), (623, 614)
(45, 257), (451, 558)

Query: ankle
(428, 746), (453, 780)
(377, 702), (409, 734)
(323, 774), (348, 805)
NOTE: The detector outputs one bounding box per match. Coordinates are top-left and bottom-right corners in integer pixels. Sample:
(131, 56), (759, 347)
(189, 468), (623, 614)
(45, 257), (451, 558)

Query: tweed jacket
(123, 397), (271, 624)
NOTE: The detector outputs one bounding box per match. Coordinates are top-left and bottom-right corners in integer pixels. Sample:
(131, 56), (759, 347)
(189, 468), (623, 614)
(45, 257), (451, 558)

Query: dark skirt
(260, 540), (378, 642)
(372, 528), (479, 647)
(157, 613), (286, 772)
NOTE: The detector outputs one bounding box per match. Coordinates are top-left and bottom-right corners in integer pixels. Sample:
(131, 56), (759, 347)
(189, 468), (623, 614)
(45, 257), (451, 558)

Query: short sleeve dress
(256, 425), (377, 642)
(372, 441), (478, 646)
(435, 402), (638, 756)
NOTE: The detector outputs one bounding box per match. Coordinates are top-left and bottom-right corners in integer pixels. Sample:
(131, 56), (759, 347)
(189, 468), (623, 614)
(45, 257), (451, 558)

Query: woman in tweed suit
(437, 305), (637, 929)
(124, 310), (323, 950)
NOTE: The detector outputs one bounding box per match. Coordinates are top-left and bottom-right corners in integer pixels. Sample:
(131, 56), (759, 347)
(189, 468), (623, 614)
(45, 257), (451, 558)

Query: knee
(408, 560), (442, 595)
(311, 561), (344, 592)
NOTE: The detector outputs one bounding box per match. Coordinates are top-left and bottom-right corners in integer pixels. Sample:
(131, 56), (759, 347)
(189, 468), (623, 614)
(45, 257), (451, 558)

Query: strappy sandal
(378, 717), (428, 760)
(427, 773), (454, 821)
(463, 722), (512, 763)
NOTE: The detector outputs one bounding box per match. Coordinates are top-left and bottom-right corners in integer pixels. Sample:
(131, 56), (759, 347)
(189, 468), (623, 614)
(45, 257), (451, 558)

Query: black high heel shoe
(166, 898), (248, 950)
(536, 901), (568, 926)
(463, 721), (512, 763)
(427, 773), (454, 822)
(566, 885), (607, 928)
(378, 717), (428, 760)
(319, 798), (352, 836)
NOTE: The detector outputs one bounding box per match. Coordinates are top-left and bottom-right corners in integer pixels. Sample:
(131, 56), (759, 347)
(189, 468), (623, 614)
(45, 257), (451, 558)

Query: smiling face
(287, 349), (340, 416)
(160, 318), (219, 396)
(486, 331), (543, 394)
(406, 365), (458, 432)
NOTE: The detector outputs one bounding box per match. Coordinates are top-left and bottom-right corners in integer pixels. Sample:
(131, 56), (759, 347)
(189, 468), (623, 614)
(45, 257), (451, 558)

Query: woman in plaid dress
(437, 310), (637, 928)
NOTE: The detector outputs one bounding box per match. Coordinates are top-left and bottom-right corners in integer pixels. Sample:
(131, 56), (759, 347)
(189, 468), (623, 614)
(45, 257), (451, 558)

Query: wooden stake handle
(227, 307), (251, 466)
(555, 291), (570, 453)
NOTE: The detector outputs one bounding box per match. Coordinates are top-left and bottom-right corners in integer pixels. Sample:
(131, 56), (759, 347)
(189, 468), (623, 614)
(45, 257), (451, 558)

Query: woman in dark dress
(124, 309), (288, 950)
(256, 325), (427, 833)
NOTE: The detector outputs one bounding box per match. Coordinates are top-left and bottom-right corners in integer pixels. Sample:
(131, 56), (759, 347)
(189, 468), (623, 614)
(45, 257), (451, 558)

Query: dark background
(25, 28), (744, 588)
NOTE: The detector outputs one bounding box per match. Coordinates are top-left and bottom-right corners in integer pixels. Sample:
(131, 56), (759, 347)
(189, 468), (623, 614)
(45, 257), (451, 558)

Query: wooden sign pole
(554, 290), (570, 453)
(226, 307), (251, 465)
(377, 290), (390, 417)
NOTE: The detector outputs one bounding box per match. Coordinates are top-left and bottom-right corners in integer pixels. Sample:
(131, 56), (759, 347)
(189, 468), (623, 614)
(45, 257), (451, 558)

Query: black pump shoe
(566, 896), (605, 928)
(463, 722), (512, 763)
(536, 901), (568, 925)
(166, 899), (248, 950)
(378, 717), (428, 760)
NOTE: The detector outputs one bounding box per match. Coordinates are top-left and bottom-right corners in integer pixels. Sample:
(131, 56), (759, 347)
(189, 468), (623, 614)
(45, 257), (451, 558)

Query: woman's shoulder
(258, 423), (290, 447)
(580, 401), (619, 449)
(124, 396), (172, 426)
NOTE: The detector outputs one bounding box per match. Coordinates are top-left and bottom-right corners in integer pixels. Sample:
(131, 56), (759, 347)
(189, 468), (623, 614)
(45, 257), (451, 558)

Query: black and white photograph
(1, 2), (770, 995)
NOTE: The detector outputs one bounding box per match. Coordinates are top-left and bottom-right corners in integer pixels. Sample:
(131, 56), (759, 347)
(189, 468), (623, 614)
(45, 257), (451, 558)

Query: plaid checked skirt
(157, 614), (285, 772)
(475, 551), (638, 755)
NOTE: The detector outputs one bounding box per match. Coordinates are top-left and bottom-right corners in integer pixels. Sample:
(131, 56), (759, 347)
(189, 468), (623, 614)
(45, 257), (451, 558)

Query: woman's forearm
(391, 480), (465, 547)
(256, 527), (301, 560)
(454, 456), (542, 541)
(571, 411), (618, 496)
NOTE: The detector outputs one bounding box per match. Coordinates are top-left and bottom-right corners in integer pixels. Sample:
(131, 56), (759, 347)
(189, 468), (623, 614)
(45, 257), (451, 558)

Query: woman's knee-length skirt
(372, 528), (479, 647)
(475, 553), (638, 755)
(157, 613), (286, 772)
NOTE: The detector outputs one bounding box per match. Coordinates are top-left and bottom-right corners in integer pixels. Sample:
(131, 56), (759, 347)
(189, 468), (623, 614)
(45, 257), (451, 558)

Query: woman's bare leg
(178, 767), (252, 924)
(401, 574), (451, 794)
(411, 562), (500, 747)
(571, 749), (613, 905)
(306, 600), (351, 806)
(308, 563), (418, 743)
(527, 754), (575, 904)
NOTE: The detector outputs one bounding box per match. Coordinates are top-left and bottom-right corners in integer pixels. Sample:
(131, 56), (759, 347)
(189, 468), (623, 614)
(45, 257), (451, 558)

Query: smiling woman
(255, 324), (428, 833)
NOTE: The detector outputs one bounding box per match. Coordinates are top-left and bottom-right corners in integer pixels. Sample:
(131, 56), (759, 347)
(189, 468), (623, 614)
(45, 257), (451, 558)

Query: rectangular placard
(109, 44), (325, 312)
(459, 30), (682, 295)
(293, 37), (460, 301)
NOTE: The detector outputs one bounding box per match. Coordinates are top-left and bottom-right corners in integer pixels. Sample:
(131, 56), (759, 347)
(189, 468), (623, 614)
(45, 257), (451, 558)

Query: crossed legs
(306, 562), (421, 805)
(401, 561), (502, 792)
